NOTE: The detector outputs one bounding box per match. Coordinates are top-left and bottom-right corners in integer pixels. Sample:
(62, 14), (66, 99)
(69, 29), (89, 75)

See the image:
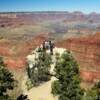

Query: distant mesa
(0, 14), (17, 18)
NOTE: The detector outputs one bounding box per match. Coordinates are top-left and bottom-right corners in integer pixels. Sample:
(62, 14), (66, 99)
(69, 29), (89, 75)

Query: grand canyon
(0, 12), (100, 99)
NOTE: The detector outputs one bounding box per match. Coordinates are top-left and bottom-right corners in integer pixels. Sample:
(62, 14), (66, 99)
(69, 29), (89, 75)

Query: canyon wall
(0, 34), (47, 69)
(0, 31), (100, 83)
(56, 32), (100, 82)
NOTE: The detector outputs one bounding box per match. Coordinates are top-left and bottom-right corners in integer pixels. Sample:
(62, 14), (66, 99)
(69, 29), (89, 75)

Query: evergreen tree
(28, 49), (52, 86)
(0, 56), (16, 100)
(52, 51), (84, 100)
(84, 81), (100, 100)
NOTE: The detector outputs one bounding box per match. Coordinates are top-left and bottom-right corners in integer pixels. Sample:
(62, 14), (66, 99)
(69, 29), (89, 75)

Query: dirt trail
(24, 77), (57, 100)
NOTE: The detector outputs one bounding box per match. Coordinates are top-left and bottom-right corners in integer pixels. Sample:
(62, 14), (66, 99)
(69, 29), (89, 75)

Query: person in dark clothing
(49, 40), (54, 55)
(27, 66), (31, 79)
(42, 41), (46, 51)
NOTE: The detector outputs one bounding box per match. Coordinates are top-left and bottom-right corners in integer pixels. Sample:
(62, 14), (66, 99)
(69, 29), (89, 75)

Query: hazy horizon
(0, 11), (99, 15)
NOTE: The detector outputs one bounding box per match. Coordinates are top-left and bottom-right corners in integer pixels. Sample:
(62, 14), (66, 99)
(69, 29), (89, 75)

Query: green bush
(26, 79), (33, 90)
(51, 80), (61, 96)
(84, 81), (100, 100)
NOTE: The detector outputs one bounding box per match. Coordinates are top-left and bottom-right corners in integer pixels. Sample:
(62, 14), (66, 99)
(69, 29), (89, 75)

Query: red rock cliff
(0, 34), (47, 69)
(56, 32), (100, 82)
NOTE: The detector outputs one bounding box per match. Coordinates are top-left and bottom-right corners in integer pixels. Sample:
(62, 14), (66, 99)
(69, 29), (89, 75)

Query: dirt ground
(23, 77), (58, 100)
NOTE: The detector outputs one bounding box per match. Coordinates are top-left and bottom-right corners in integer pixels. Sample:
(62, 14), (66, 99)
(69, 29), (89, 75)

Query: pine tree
(0, 56), (16, 100)
(28, 49), (52, 86)
(84, 81), (100, 100)
(52, 51), (84, 100)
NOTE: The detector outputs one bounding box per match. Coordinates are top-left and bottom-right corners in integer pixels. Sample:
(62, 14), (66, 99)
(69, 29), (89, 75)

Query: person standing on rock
(49, 40), (54, 55)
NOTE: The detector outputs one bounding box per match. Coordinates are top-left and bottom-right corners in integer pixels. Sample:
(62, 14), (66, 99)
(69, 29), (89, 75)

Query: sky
(0, 0), (100, 13)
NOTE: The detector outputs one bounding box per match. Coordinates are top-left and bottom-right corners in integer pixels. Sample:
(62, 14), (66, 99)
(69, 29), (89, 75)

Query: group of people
(40, 40), (55, 55)
(27, 40), (55, 84)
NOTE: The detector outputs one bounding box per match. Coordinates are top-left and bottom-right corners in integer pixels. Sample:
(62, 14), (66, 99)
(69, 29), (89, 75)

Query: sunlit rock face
(56, 32), (100, 82)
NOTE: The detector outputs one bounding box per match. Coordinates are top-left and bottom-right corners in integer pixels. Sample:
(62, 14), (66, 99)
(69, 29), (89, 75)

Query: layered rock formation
(0, 12), (100, 28)
(0, 30), (100, 83)
(56, 32), (100, 82)
(0, 34), (47, 69)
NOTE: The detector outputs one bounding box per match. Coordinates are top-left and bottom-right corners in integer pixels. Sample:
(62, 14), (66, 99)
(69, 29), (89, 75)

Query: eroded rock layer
(56, 32), (100, 82)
